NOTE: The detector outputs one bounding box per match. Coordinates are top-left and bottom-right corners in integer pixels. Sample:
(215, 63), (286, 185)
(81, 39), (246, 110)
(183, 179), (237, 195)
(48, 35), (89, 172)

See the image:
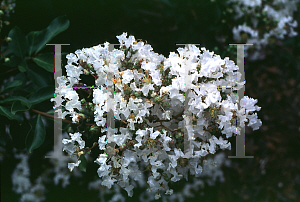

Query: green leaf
(0, 80), (22, 94)
(0, 96), (31, 108)
(26, 63), (52, 88)
(78, 155), (87, 172)
(18, 60), (28, 72)
(27, 16), (70, 56)
(8, 26), (29, 59)
(11, 100), (31, 115)
(26, 115), (46, 153)
(1, 44), (12, 57)
(46, 109), (54, 116)
(0, 105), (24, 122)
(28, 86), (54, 105)
(32, 52), (54, 72)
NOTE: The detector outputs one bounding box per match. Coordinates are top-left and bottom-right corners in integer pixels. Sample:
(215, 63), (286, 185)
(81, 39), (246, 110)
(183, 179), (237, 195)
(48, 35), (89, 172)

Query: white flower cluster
(10, 146), (84, 202)
(87, 152), (231, 202)
(53, 32), (262, 199)
(11, 149), (46, 202)
(227, 0), (299, 60)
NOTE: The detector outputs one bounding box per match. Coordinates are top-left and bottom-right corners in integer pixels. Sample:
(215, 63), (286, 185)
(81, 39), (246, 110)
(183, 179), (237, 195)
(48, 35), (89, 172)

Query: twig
(0, 67), (18, 76)
(30, 109), (94, 126)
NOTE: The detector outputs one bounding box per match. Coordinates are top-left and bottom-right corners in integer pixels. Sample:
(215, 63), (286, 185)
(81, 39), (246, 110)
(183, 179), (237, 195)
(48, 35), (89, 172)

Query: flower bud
(4, 58), (10, 63)
(5, 37), (12, 42)
(83, 69), (90, 75)
(134, 91), (141, 97)
(87, 64), (94, 71)
(154, 96), (162, 103)
(81, 98), (86, 104)
(77, 113), (86, 121)
(67, 126), (72, 133)
(89, 125), (100, 134)
(88, 102), (94, 109)
(4, 21), (10, 25)
(0, 10), (4, 15)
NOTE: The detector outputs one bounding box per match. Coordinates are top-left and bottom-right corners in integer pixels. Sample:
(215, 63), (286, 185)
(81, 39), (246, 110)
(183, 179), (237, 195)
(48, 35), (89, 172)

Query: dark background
(1, 0), (300, 201)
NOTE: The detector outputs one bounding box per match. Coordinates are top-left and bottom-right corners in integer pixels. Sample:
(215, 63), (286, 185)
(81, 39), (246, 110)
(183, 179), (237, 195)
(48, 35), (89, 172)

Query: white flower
(141, 83), (155, 96)
(101, 176), (117, 189)
(247, 113), (263, 130)
(95, 154), (108, 165)
(155, 193), (161, 200)
(122, 69), (134, 84)
(165, 189), (174, 195)
(122, 150), (137, 167)
(162, 110), (172, 121)
(150, 130), (160, 139)
(68, 160), (81, 172)
(72, 114), (80, 123)
(98, 135), (106, 150)
(114, 133), (130, 147)
(116, 32), (136, 49)
(52, 33), (263, 199)
(240, 96), (261, 114)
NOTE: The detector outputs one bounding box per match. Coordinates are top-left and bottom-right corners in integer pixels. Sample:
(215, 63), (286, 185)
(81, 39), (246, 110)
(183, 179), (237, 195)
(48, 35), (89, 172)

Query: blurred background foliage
(1, 0), (300, 201)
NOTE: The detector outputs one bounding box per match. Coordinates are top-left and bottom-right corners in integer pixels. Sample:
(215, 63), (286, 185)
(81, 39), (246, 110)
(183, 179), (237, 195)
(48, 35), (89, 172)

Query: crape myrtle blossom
(10, 145), (229, 202)
(52, 32), (262, 199)
(226, 0), (299, 60)
(10, 135), (83, 202)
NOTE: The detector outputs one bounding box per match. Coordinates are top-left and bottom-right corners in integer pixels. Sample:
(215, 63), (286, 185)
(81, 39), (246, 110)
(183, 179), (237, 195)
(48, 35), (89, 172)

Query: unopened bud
(5, 37), (12, 42)
(0, 10), (4, 15)
(154, 96), (162, 103)
(4, 58), (10, 63)
(77, 113), (86, 120)
(89, 125), (99, 133)
(4, 21), (10, 25)
(67, 126), (72, 133)
(83, 69), (89, 75)
(134, 91), (141, 97)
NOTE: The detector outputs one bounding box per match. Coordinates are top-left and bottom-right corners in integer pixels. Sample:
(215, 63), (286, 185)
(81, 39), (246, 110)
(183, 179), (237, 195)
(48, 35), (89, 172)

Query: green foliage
(18, 60), (28, 72)
(0, 80), (22, 94)
(28, 86), (54, 106)
(26, 64), (52, 88)
(25, 114), (46, 153)
(8, 26), (29, 59)
(78, 155), (87, 172)
(0, 16), (69, 153)
(0, 105), (24, 122)
(32, 52), (55, 72)
(26, 16), (70, 56)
